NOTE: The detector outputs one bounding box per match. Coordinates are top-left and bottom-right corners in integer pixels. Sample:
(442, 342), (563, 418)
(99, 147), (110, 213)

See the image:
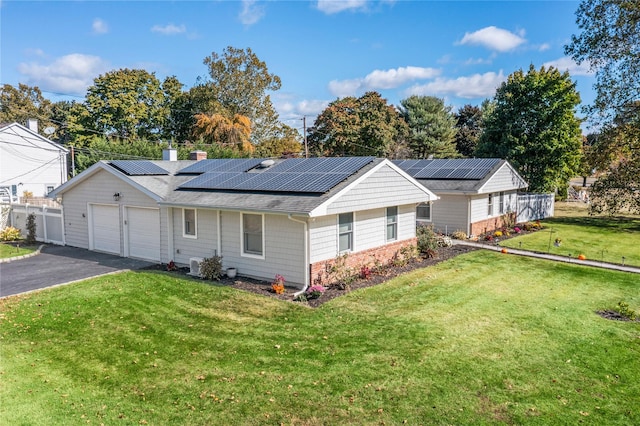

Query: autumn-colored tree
(193, 113), (254, 154)
(0, 84), (54, 134)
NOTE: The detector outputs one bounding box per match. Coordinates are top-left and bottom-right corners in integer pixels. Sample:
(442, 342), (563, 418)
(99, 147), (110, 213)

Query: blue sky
(1, 1), (594, 134)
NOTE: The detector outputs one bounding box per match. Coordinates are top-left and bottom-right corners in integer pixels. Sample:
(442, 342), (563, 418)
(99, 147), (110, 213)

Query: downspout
(467, 197), (472, 237)
(217, 210), (222, 257)
(288, 214), (309, 297)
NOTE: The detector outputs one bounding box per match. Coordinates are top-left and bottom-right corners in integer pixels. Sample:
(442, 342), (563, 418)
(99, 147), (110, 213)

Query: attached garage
(89, 204), (121, 255)
(125, 207), (160, 261)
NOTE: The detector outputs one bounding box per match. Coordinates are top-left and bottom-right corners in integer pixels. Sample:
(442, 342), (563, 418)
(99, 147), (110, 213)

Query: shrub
(25, 213), (37, 244)
(360, 265), (371, 280)
(199, 255), (223, 280)
(614, 301), (637, 321)
(0, 226), (22, 241)
(451, 230), (467, 240)
(327, 254), (356, 290)
(513, 226), (521, 234)
(493, 230), (503, 238)
(417, 224), (438, 254)
(306, 285), (326, 299)
(166, 260), (177, 271)
(484, 234), (494, 241)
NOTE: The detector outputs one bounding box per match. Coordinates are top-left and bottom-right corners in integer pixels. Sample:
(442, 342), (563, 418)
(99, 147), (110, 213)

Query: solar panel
(178, 158), (264, 174)
(110, 160), (169, 176)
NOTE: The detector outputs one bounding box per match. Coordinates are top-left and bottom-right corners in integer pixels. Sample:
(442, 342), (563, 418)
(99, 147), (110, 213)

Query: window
(487, 194), (493, 216)
(416, 202), (431, 222)
(338, 212), (353, 252)
(46, 185), (54, 194)
(386, 206), (398, 241)
(183, 208), (197, 238)
(499, 191), (505, 214)
(242, 213), (264, 257)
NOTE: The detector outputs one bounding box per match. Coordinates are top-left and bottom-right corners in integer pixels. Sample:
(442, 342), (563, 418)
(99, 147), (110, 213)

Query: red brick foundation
(470, 213), (516, 237)
(310, 238), (417, 286)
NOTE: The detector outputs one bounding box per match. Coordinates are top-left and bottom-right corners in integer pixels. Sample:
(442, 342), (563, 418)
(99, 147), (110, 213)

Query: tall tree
(475, 65), (583, 193)
(398, 95), (458, 159)
(84, 69), (180, 140)
(196, 46), (283, 144)
(307, 91), (408, 157)
(193, 112), (254, 153)
(565, 0), (640, 213)
(0, 84), (53, 133)
(454, 104), (483, 157)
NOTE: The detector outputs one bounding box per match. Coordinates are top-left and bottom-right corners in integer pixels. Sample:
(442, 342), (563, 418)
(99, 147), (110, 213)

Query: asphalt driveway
(0, 245), (155, 298)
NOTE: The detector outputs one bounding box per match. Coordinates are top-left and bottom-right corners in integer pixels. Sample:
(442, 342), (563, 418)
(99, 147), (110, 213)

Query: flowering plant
(167, 260), (177, 271)
(493, 230), (503, 238)
(513, 226), (521, 233)
(360, 265), (371, 280)
(306, 285), (326, 299)
(271, 274), (285, 294)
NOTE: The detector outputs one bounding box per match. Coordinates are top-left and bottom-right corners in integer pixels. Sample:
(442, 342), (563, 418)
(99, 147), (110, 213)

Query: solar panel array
(394, 158), (501, 180)
(178, 158), (265, 174)
(110, 160), (169, 176)
(178, 157), (375, 194)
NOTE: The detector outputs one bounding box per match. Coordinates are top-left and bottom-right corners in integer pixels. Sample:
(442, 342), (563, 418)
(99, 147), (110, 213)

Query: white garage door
(126, 207), (160, 261)
(90, 204), (120, 255)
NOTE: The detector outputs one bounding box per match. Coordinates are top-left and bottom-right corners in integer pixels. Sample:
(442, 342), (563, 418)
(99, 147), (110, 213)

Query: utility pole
(302, 116), (308, 158)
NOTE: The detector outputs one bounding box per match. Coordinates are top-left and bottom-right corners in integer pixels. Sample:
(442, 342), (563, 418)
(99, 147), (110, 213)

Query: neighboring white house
(0, 120), (68, 200)
(394, 158), (529, 237)
(49, 154), (437, 289)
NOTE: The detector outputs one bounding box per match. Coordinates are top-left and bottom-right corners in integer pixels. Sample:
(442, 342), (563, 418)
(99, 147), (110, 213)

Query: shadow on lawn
(546, 214), (640, 233)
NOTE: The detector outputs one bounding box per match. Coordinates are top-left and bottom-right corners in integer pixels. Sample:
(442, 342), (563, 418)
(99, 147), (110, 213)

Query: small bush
(25, 213), (37, 244)
(306, 285), (326, 299)
(360, 265), (371, 280)
(417, 224), (438, 254)
(493, 230), (503, 238)
(614, 301), (637, 321)
(271, 274), (285, 294)
(437, 235), (453, 247)
(451, 230), (467, 240)
(199, 255), (223, 280)
(0, 226), (22, 241)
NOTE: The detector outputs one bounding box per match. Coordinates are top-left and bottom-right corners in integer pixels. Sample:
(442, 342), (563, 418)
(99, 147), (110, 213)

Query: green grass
(500, 202), (640, 267)
(1, 251), (638, 425)
(0, 242), (38, 259)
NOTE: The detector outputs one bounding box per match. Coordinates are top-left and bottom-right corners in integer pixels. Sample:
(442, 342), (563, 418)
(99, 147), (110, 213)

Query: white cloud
(458, 26), (526, 52)
(543, 57), (594, 76)
(17, 54), (109, 95)
(538, 43), (551, 52)
(92, 18), (108, 34)
(329, 66), (441, 97)
(316, 0), (368, 14)
(407, 71), (507, 99)
(240, 0), (265, 25)
(151, 24), (186, 35)
(297, 99), (330, 116)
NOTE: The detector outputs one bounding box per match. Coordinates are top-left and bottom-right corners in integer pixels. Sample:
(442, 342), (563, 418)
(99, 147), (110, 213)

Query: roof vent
(259, 159), (275, 168)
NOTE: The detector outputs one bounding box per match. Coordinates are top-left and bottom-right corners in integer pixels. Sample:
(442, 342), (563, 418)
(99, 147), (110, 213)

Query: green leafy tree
(565, 0), (640, 213)
(454, 104), (483, 157)
(84, 69), (180, 140)
(307, 91), (408, 157)
(196, 46), (283, 144)
(475, 65), (583, 193)
(398, 95), (458, 159)
(0, 84), (53, 133)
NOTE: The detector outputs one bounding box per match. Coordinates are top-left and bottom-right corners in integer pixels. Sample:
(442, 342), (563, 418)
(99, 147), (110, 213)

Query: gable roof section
(0, 122), (69, 153)
(393, 158), (527, 194)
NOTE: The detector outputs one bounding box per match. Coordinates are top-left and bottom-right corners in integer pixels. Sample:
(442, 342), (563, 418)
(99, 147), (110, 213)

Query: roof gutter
(287, 214), (310, 297)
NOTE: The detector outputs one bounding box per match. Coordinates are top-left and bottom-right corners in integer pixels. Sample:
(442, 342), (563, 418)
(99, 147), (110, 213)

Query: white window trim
(499, 191), (505, 214)
(386, 206), (398, 242)
(416, 202), (432, 223)
(487, 194), (494, 217)
(337, 212), (355, 254)
(241, 212), (265, 259)
(183, 208), (197, 239)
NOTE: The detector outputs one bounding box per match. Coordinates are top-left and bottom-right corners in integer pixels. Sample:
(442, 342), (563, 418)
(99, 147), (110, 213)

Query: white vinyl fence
(516, 193), (555, 223)
(2, 203), (65, 245)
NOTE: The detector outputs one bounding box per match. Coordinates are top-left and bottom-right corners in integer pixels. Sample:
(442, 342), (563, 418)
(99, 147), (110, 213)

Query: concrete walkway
(453, 240), (640, 274)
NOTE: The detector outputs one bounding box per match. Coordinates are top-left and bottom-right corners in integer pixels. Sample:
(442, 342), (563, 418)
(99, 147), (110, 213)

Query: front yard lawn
(500, 202), (640, 267)
(0, 242), (38, 259)
(1, 251), (638, 425)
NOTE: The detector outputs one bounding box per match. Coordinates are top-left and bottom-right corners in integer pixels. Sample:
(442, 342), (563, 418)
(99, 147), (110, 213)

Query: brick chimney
(189, 150), (207, 161)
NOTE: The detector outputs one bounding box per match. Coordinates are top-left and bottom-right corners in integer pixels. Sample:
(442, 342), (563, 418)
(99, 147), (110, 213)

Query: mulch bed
(596, 310), (640, 322)
(150, 245), (477, 308)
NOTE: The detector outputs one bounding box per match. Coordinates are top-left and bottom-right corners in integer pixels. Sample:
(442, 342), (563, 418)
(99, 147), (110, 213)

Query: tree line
(1, 0), (638, 213)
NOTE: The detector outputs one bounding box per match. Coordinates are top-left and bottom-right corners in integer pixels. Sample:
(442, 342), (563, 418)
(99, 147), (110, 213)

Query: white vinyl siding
(171, 208), (218, 265)
(325, 164), (431, 215)
(220, 212), (305, 286)
(480, 163), (527, 193)
(431, 194), (469, 235)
